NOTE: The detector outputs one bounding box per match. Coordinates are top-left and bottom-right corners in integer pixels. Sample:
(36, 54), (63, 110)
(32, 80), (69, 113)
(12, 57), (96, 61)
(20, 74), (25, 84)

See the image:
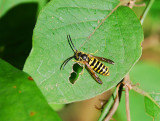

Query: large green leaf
(0, 0), (47, 18)
(24, 0), (143, 103)
(0, 59), (62, 121)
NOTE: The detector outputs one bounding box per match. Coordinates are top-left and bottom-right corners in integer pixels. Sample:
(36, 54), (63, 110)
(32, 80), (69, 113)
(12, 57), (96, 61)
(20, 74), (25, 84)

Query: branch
(104, 93), (119, 121)
(123, 75), (131, 121)
(140, 0), (155, 25)
(125, 87), (131, 121)
(97, 87), (117, 121)
(124, 0), (145, 9)
(98, 80), (124, 121)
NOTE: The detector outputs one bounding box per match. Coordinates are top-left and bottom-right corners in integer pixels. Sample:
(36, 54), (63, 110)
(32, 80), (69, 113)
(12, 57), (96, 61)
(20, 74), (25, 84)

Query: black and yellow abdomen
(88, 58), (109, 76)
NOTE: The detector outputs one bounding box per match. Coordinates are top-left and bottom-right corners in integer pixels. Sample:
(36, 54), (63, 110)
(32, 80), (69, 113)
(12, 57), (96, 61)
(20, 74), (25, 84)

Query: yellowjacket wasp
(60, 35), (114, 84)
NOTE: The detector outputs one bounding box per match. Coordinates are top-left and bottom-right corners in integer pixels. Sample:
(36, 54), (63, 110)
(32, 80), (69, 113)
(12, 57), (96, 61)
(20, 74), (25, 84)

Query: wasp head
(75, 51), (82, 60)
(60, 35), (88, 70)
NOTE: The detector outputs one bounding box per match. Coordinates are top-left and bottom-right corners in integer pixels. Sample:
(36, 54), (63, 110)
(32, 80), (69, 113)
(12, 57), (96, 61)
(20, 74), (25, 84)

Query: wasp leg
(72, 60), (81, 63)
(72, 60), (76, 62)
(90, 55), (115, 65)
(90, 50), (98, 55)
(84, 62), (103, 84)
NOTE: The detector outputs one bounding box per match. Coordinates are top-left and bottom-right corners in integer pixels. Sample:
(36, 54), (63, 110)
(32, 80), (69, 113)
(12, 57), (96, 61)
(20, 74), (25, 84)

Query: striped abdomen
(88, 58), (109, 76)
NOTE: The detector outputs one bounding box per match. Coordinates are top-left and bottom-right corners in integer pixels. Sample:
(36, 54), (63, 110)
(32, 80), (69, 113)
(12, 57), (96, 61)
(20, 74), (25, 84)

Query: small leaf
(0, 59), (62, 121)
(24, 0), (143, 103)
(145, 94), (160, 121)
(114, 90), (152, 121)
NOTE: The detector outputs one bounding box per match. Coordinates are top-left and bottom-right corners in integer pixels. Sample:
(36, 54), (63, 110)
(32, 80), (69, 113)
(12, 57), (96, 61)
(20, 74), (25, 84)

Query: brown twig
(104, 93), (119, 121)
(103, 81), (123, 121)
(124, 0), (146, 8)
(123, 74), (131, 121)
(103, 75), (132, 121)
(125, 86), (131, 121)
(134, 3), (146, 7)
(98, 74), (137, 121)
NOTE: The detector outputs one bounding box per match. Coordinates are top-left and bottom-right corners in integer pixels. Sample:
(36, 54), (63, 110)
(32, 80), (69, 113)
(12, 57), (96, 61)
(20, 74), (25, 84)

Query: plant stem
(98, 88), (117, 121)
(132, 86), (160, 108)
(125, 86), (131, 121)
(104, 93), (119, 121)
(140, 0), (155, 25)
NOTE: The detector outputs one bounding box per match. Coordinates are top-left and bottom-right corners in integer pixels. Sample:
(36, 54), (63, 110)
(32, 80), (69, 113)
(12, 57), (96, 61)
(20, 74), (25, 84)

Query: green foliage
(131, 62), (160, 93)
(114, 62), (160, 120)
(2, 0), (158, 120)
(0, 59), (62, 121)
(149, 0), (160, 19)
(145, 94), (160, 121)
(114, 90), (152, 121)
(131, 62), (160, 120)
(24, 0), (143, 104)
(0, 0), (47, 18)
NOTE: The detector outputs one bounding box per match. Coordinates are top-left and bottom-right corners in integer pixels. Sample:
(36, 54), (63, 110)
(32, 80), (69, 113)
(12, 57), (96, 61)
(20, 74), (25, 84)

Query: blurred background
(0, 0), (159, 121)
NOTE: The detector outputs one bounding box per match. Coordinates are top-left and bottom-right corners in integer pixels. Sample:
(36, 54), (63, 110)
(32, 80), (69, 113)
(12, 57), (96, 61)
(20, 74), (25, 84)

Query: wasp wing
(89, 55), (114, 65)
(84, 61), (103, 84)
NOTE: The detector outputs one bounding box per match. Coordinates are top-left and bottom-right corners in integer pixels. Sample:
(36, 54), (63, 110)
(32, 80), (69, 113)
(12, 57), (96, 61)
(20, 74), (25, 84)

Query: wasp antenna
(67, 35), (77, 52)
(60, 56), (74, 70)
(67, 35), (75, 52)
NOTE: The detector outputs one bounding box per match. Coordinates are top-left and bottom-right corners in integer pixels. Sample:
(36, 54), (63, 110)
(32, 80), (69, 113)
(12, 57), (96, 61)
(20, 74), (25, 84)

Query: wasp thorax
(75, 52), (88, 61)
(82, 54), (88, 60)
(75, 51), (89, 61)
